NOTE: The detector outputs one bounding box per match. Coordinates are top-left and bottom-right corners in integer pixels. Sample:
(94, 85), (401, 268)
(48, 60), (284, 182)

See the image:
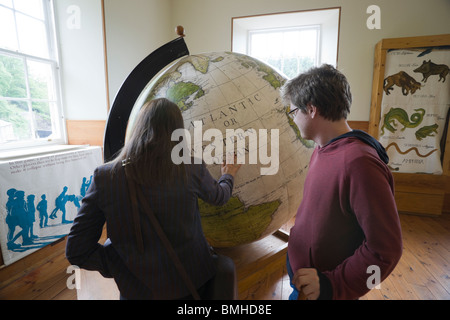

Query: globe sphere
(128, 51), (314, 247)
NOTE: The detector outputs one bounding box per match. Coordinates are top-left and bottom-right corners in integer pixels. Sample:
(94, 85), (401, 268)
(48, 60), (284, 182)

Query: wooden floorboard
(1, 213), (449, 300)
(361, 214), (450, 300)
(242, 213), (450, 300)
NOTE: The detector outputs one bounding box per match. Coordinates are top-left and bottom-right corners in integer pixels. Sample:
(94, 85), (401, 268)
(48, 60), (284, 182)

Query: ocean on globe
(128, 51), (314, 247)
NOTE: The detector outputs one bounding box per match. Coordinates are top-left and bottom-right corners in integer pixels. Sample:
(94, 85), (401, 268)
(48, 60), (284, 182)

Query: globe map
(130, 51), (314, 247)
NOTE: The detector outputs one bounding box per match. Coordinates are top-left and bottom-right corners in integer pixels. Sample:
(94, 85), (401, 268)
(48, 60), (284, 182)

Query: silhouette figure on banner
(80, 176), (92, 197)
(49, 186), (70, 223)
(37, 195), (48, 228)
(26, 194), (38, 241)
(4, 177), (92, 252)
(6, 189), (34, 250)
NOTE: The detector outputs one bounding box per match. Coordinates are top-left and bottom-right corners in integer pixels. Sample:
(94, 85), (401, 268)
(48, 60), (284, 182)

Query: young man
(282, 65), (402, 300)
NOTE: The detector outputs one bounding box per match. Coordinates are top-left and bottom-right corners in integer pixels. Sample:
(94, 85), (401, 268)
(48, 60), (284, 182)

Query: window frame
(0, 0), (66, 152)
(232, 8), (340, 79)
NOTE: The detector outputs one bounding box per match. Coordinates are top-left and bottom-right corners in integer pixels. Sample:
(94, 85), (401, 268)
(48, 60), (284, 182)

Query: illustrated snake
(386, 142), (438, 158)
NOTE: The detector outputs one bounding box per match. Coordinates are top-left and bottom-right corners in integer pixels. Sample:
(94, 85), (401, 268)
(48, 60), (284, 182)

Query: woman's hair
(281, 64), (352, 121)
(112, 98), (186, 185)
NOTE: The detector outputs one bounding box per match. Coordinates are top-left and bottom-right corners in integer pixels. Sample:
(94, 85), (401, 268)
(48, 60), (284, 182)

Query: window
(232, 8), (340, 79)
(248, 26), (320, 79)
(0, 0), (64, 150)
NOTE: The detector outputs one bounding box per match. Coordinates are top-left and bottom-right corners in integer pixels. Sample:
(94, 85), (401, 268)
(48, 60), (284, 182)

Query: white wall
(103, 0), (173, 106)
(57, 0), (450, 122)
(170, 0), (450, 121)
(55, 0), (173, 121)
(54, 0), (108, 121)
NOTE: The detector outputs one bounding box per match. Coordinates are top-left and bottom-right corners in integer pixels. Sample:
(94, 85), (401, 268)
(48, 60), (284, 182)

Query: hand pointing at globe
(221, 153), (242, 177)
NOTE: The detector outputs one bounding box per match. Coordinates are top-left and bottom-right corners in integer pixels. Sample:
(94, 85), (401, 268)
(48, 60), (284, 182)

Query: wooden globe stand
(215, 229), (289, 299)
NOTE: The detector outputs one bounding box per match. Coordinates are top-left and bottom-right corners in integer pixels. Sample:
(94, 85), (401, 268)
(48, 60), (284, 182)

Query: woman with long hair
(66, 98), (241, 299)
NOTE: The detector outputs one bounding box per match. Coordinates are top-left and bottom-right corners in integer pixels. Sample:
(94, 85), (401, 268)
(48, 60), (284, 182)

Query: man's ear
(308, 104), (318, 119)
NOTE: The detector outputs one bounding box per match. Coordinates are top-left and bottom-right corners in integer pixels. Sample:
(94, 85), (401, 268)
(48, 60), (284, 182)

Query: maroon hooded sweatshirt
(288, 131), (403, 300)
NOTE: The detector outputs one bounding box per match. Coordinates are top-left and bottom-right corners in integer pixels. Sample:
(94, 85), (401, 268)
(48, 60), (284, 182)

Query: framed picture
(368, 34), (450, 215)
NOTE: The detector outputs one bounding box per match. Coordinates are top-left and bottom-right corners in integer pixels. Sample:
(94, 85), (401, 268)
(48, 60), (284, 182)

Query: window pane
(0, 0), (13, 8)
(282, 31), (301, 55)
(0, 100), (32, 142)
(0, 118), (16, 143)
(32, 101), (52, 138)
(14, 0), (44, 19)
(282, 57), (298, 79)
(267, 33), (283, 58)
(0, 101), (16, 142)
(47, 102), (61, 139)
(249, 27), (319, 79)
(27, 60), (55, 100)
(300, 29), (318, 59)
(0, 54), (27, 98)
(267, 57), (282, 72)
(249, 33), (266, 59)
(16, 12), (49, 58)
(0, 6), (18, 51)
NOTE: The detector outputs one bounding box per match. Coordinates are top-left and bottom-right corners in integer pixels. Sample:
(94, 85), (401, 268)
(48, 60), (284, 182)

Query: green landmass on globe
(231, 52), (284, 90)
(167, 82), (204, 111)
(199, 196), (281, 247)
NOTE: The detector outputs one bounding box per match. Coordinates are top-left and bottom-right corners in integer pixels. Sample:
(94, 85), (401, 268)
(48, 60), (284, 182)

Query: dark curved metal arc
(103, 37), (189, 162)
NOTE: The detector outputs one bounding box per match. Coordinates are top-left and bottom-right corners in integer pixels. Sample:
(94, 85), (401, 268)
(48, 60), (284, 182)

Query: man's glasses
(288, 107), (300, 119)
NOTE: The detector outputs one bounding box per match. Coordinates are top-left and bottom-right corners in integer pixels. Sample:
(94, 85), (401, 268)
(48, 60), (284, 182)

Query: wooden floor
(361, 213), (450, 300)
(240, 213), (450, 300)
(0, 213), (449, 300)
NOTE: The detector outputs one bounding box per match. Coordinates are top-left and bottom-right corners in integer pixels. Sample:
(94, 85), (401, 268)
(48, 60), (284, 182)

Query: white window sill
(0, 145), (92, 162)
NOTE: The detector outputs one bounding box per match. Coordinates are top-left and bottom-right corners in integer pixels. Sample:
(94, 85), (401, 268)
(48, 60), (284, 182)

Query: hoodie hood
(328, 130), (389, 164)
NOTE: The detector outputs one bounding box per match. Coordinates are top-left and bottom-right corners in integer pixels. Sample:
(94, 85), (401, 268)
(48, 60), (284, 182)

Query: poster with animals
(379, 46), (450, 174)
(0, 146), (103, 266)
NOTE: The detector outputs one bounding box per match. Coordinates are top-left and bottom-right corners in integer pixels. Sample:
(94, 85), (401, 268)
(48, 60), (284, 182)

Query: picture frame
(368, 34), (450, 216)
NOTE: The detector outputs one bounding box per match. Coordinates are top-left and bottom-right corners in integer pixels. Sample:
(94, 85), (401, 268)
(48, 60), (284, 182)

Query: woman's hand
(221, 153), (242, 177)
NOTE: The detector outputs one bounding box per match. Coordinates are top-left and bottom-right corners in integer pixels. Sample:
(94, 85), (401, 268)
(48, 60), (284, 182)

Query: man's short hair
(281, 64), (352, 121)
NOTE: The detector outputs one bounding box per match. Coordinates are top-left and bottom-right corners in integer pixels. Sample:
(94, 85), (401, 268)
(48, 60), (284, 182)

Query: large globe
(129, 51), (314, 247)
